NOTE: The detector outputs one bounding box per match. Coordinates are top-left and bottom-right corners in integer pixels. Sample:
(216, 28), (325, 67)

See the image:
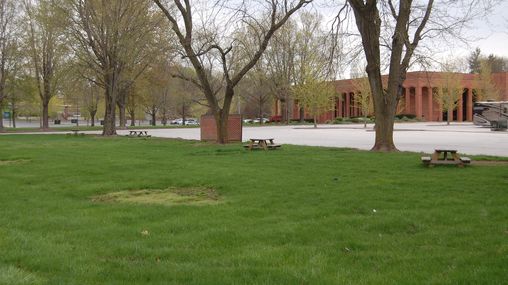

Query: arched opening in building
(409, 87), (416, 114)
(462, 88), (468, 121)
(349, 92), (355, 117)
(341, 93), (347, 117)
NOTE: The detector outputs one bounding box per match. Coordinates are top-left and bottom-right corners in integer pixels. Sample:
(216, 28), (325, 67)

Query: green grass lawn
(0, 135), (507, 284)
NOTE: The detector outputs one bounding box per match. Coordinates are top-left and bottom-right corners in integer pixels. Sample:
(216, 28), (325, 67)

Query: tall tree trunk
(181, 103), (186, 125)
(299, 107), (305, 123)
(40, 72), (52, 130)
(41, 101), (49, 130)
(214, 110), (229, 144)
(349, 0), (398, 151)
(161, 109), (167, 126)
(90, 111), (96, 127)
(12, 109), (16, 128)
(372, 107), (396, 150)
(103, 89), (117, 135)
(0, 86), (4, 130)
(313, 114), (317, 128)
(117, 90), (127, 129)
(103, 72), (117, 136)
(258, 102), (263, 125)
(129, 110), (135, 126)
(0, 102), (4, 131)
(151, 110), (156, 126)
(118, 103), (126, 129)
(214, 88), (234, 143)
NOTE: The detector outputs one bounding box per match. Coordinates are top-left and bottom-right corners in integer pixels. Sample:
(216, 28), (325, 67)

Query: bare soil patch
(91, 187), (220, 206)
(0, 159), (30, 166)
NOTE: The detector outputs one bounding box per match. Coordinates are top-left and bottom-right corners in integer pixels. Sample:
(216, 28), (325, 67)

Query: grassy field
(0, 135), (507, 284)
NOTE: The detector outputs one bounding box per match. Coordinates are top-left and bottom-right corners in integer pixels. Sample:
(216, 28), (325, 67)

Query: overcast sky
(458, 0), (508, 58)
(315, 1), (508, 75)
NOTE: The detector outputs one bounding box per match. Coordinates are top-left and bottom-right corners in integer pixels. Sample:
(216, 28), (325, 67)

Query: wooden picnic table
(69, 129), (82, 136)
(422, 149), (471, 167)
(127, 130), (151, 137)
(244, 138), (281, 150)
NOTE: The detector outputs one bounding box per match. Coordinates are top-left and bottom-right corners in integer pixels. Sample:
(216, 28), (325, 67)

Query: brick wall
(200, 114), (243, 142)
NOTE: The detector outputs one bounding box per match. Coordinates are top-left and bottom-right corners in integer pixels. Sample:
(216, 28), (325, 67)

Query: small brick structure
(200, 114), (242, 142)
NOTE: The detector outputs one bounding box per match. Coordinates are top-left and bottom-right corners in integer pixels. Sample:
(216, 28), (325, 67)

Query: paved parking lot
(2, 122), (507, 156)
(128, 122), (508, 157)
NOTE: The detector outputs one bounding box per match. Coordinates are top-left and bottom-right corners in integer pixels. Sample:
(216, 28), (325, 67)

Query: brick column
(340, 94), (344, 117)
(467, 88), (473, 121)
(428, 87), (433, 121)
(415, 86), (422, 119)
(345, 92), (351, 117)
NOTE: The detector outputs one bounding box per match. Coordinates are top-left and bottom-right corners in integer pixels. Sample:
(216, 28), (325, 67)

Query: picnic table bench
(68, 129), (84, 136)
(243, 138), (281, 150)
(127, 130), (151, 137)
(421, 149), (471, 167)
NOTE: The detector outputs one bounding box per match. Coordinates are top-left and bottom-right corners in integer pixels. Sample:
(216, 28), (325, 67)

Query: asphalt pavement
(2, 122), (507, 157)
(125, 122), (508, 157)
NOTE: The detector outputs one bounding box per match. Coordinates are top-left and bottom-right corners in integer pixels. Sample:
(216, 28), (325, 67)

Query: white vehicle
(185, 119), (199, 126)
(252, 118), (269, 124)
(170, 118), (199, 126)
(170, 118), (184, 125)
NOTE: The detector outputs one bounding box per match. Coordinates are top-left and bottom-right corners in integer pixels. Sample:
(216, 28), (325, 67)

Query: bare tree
(82, 81), (100, 126)
(24, 0), (68, 130)
(126, 85), (139, 127)
(153, 0), (312, 143)
(68, 0), (158, 135)
(233, 29), (273, 123)
(335, 0), (496, 151)
(0, 0), (18, 131)
(264, 19), (298, 124)
(240, 68), (272, 123)
(138, 61), (173, 126)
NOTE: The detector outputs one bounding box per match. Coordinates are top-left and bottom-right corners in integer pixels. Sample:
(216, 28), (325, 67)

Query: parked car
(243, 118), (253, 124)
(170, 118), (183, 125)
(252, 118), (269, 124)
(185, 119), (199, 126)
(170, 118), (199, 126)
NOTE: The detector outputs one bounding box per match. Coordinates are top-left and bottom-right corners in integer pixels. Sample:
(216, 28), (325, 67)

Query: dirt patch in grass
(472, 160), (508, 166)
(0, 159), (30, 166)
(0, 264), (45, 285)
(91, 187), (221, 206)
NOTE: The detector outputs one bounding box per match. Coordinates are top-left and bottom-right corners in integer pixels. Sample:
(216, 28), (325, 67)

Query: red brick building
(274, 71), (508, 123)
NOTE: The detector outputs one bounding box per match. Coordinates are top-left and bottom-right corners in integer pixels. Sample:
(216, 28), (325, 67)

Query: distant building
(273, 71), (508, 123)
